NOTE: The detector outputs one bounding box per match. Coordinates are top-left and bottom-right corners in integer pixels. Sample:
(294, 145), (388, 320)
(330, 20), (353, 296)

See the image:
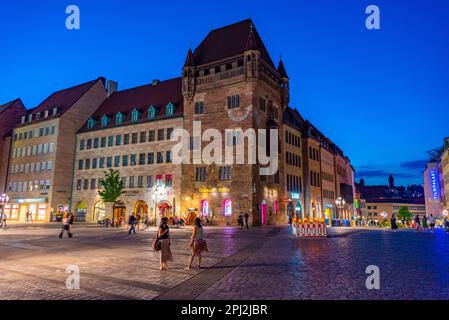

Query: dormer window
(44, 110), (49, 118)
(87, 117), (96, 129)
(166, 102), (174, 116)
(131, 109), (140, 122)
(21, 116), (26, 124)
(116, 112), (124, 125)
(101, 115), (109, 127)
(36, 112), (41, 120)
(28, 114), (33, 122)
(148, 106), (157, 119)
(52, 107), (58, 116)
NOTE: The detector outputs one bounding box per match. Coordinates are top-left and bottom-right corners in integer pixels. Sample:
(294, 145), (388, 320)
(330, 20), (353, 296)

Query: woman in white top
(186, 218), (208, 269)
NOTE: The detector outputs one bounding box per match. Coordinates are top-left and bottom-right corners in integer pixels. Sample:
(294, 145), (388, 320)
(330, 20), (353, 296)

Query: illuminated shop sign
(291, 193), (300, 200)
(11, 198), (47, 204)
(429, 169), (440, 200)
(199, 187), (231, 194)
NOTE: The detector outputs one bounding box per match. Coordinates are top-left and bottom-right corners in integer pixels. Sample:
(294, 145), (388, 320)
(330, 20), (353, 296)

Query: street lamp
(380, 211), (388, 220)
(443, 210), (448, 217)
(152, 185), (167, 225)
(335, 197), (346, 225)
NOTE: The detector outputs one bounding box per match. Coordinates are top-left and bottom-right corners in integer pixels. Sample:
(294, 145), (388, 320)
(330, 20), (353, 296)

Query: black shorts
(430, 223), (435, 227)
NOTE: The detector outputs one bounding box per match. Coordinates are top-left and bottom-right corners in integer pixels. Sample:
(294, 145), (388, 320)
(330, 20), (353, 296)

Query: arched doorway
(134, 200), (148, 223)
(76, 201), (87, 222)
(113, 201), (126, 225)
(93, 201), (106, 222)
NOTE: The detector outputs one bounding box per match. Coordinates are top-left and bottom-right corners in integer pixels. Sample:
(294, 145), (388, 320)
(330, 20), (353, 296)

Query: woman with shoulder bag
(186, 218), (208, 270)
(157, 217), (173, 270)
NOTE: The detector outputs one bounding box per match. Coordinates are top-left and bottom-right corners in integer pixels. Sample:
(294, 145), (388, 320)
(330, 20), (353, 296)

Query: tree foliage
(397, 206), (412, 222)
(98, 169), (124, 204)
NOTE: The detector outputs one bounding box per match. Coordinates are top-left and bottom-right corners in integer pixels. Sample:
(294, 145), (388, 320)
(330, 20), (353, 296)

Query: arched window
(148, 106), (157, 119)
(116, 112), (123, 125)
(101, 115), (109, 127)
(131, 109), (140, 122)
(87, 117), (96, 129)
(165, 102), (174, 116)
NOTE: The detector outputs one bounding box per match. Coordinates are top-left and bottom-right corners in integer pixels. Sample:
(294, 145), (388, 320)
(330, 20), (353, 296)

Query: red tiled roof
(0, 99), (22, 115)
(27, 78), (105, 118)
(193, 19), (275, 68)
(80, 77), (183, 132)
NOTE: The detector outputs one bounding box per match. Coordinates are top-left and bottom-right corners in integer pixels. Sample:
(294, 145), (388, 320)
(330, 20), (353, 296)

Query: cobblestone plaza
(1, 224), (448, 300)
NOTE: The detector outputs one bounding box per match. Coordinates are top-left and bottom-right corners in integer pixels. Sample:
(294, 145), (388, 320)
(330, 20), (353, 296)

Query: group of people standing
(390, 213), (438, 233)
(413, 214), (438, 233)
(155, 217), (208, 271)
(237, 213), (250, 230)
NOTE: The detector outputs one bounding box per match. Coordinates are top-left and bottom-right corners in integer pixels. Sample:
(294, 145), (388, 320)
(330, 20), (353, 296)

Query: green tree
(397, 206), (412, 223)
(98, 169), (124, 204)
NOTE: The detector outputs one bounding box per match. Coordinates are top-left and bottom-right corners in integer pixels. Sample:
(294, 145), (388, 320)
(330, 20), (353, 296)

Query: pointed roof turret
(184, 48), (195, 68)
(245, 22), (258, 51)
(277, 58), (289, 79)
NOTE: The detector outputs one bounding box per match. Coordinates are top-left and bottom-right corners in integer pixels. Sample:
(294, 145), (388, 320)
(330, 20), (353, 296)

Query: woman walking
(422, 215), (428, 232)
(59, 212), (73, 238)
(157, 217), (172, 270)
(414, 215), (421, 232)
(391, 213), (398, 231)
(186, 218), (208, 270)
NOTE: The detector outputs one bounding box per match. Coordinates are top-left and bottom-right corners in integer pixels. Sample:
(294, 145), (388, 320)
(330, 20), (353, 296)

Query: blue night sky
(1, 0), (448, 186)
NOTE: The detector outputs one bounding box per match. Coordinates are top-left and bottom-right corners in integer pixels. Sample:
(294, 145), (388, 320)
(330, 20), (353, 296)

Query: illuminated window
(116, 112), (124, 125)
(148, 106), (157, 119)
(131, 109), (139, 122)
(223, 200), (232, 216)
(101, 115), (109, 127)
(166, 102), (174, 116)
(87, 117), (96, 129)
(202, 200), (209, 216)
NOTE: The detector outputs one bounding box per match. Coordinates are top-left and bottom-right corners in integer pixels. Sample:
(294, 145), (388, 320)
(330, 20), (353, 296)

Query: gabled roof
(26, 77), (105, 119)
(0, 98), (25, 115)
(80, 77), (183, 132)
(193, 19), (275, 68)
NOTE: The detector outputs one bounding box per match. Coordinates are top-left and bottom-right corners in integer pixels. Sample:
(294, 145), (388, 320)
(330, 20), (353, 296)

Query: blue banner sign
(430, 169), (440, 200)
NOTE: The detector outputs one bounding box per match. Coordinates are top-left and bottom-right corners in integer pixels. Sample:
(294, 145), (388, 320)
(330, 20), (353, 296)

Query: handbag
(152, 238), (162, 251)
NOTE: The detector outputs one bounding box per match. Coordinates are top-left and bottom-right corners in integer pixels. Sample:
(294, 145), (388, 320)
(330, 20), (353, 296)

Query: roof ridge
(110, 77), (182, 96)
(28, 77), (102, 112)
(209, 18), (253, 33)
(0, 98), (22, 115)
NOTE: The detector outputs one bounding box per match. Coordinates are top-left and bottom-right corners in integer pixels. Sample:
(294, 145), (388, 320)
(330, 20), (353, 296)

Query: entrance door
(113, 206), (126, 225)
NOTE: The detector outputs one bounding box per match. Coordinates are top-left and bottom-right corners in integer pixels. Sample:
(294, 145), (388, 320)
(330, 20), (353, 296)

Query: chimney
(152, 79), (160, 86)
(107, 80), (118, 97)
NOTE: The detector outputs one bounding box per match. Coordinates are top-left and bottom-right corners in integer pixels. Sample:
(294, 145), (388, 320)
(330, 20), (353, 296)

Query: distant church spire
(388, 174), (394, 188)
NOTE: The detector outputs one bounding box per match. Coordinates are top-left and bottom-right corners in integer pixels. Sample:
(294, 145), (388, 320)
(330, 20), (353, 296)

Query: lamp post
(443, 210), (448, 218)
(335, 197), (346, 226)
